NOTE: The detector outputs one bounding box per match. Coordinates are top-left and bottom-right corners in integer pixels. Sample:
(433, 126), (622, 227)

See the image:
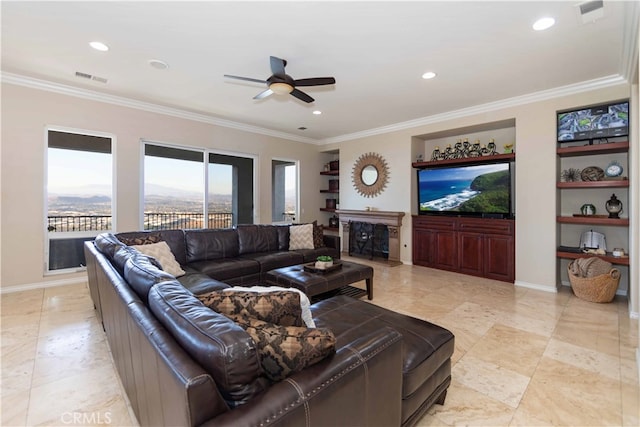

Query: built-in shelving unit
(556, 140), (630, 270)
(319, 158), (339, 233)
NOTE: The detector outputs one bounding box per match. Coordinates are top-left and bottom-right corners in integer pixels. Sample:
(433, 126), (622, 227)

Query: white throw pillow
(132, 241), (186, 278)
(226, 286), (315, 328)
(289, 223), (315, 250)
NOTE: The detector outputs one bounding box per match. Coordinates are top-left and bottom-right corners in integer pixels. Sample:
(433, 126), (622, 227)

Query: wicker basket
(567, 262), (620, 303)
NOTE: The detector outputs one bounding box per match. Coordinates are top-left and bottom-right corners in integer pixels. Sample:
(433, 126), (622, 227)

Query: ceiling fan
(224, 56), (336, 103)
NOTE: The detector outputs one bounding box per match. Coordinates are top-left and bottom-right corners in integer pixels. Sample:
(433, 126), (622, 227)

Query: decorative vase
(605, 194), (622, 219)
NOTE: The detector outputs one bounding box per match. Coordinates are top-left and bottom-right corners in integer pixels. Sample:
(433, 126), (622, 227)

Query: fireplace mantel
(336, 209), (405, 264)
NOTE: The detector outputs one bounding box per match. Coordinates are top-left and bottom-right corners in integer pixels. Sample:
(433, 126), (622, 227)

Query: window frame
(44, 126), (116, 275)
(140, 139), (258, 229)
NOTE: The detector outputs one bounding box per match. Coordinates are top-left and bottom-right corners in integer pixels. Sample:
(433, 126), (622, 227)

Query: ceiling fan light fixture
(270, 82), (294, 95)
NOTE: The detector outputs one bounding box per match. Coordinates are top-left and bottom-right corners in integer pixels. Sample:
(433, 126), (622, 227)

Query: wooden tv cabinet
(412, 215), (515, 283)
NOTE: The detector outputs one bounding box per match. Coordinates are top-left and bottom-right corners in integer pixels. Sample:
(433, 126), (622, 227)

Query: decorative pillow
(289, 223), (315, 250)
(312, 221), (325, 249)
(132, 241), (186, 277)
(223, 286), (315, 328)
(198, 290), (304, 327)
(118, 234), (161, 246)
(230, 315), (336, 382)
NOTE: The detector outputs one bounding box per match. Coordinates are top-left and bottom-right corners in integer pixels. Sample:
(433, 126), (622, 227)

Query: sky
(419, 163), (509, 182)
(48, 148), (296, 196)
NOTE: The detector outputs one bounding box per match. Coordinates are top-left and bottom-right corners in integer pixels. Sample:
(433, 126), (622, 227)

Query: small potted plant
(315, 255), (333, 269)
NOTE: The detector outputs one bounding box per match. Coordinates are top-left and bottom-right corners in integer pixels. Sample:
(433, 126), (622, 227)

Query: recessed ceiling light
(148, 59), (169, 70)
(313, 110), (322, 115)
(422, 71), (437, 80)
(533, 17), (555, 31)
(89, 41), (109, 52)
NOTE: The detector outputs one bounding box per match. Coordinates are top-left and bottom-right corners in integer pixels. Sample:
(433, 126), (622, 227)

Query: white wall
(0, 83), (321, 290)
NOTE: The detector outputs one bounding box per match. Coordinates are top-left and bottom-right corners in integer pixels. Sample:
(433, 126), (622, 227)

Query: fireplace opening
(348, 221), (389, 260)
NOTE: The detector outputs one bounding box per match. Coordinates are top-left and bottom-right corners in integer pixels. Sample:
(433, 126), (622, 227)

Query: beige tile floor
(1, 259), (638, 426)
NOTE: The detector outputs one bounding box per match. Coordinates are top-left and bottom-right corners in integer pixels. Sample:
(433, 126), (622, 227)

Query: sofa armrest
(323, 234), (340, 253)
(204, 327), (403, 427)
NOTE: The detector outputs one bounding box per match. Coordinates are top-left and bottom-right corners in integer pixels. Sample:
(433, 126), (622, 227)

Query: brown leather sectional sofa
(84, 225), (454, 426)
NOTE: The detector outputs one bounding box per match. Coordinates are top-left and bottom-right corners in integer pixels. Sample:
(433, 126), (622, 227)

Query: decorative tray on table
(304, 260), (343, 274)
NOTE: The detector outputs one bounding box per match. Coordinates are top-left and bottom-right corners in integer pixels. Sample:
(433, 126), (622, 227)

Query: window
(272, 160), (298, 223)
(46, 129), (113, 272)
(143, 143), (254, 229)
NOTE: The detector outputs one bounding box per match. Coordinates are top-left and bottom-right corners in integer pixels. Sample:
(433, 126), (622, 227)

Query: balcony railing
(47, 212), (233, 232)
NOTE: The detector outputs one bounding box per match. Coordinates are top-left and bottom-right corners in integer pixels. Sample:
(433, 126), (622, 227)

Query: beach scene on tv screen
(419, 163), (510, 213)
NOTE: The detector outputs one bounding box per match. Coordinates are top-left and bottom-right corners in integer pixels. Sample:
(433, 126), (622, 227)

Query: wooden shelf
(556, 250), (629, 266)
(320, 189), (339, 193)
(557, 141), (629, 157)
(320, 208), (336, 213)
(412, 152), (515, 168)
(322, 225), (339, 232)
(557, 216), (629, 226)
(557, 180), (629, 189)
(320, 170), (339, 176)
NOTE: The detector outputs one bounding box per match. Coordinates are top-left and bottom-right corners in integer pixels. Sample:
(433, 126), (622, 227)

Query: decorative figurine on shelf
(453, 140), (464, 159)
(329, 215), (339, 228)
(503, 143), (514, 154)
(487, 139), (498, 155)
(469, 140), (482, 157)
(605, 194), (623, 218)
(430, 147), (441, 161)
(561, 168), (582, 182)
(580, 203), (596, 215)
(416, 153), (424, 163)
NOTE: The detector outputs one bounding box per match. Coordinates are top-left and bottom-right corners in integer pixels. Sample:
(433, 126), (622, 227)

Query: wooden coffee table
(265, 260), (374, 300)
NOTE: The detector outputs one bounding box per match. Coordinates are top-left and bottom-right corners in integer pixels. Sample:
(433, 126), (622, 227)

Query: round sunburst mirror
(351, 152), (389, 198)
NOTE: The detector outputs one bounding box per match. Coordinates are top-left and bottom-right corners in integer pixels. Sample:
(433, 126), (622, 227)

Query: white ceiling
(1, 1), (638, 143)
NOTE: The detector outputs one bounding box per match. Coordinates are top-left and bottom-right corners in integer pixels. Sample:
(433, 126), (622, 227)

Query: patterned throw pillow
(289, 223), (315, 250)
(312, 221), (325, 248)
(198, 290), (304, 327)
(230, 315), (336, 382)
(132, 241), (186, 277)
(118, 234), (161, 246)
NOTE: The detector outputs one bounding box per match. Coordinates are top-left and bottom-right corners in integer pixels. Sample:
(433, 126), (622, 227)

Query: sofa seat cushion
(197, 290), (304, 327)
(188, 258), (260, 281)
(310, 296), (454, 399)
(230, 314), (337, 382)
(293, 246), (339, 263)
(240, 251), (304, 273)
(148, 281), (269, 407)
(177, 272), (230, 295)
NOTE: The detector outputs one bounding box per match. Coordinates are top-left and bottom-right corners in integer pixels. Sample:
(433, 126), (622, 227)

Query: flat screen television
(417, 161), (512, 218)
(557, 100), (629, 143)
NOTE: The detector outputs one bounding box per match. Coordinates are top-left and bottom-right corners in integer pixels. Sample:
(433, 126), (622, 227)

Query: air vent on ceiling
(577, 0), (604, 24)
(75, 71), (108, 84)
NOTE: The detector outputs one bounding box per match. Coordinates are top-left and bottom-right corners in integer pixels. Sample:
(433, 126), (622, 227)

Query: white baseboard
(1, 276), (87, 294)
(514, 280), (558, 293)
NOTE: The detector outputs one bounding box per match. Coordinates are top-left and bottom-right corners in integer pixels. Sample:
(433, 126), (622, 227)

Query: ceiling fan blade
(293, 77), (336, 87)
(253, 88), (273, 100)
(290, 89), (314, 103)
(270, 56), (286, 76)
(224, 74), (268, 85)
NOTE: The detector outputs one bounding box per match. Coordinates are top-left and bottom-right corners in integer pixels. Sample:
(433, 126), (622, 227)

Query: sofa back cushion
(276, 225), (290, 250)
(124, 252), (175, 304)
(237, 225), (279, 255)
(116, 230), (187, 265)
(148, 281), (267, 407)
(184, 229), (239, 262)
(94, 232), (127, 262)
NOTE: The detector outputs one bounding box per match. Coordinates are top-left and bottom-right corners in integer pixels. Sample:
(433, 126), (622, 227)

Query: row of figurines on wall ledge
(426, 138), (514, 161)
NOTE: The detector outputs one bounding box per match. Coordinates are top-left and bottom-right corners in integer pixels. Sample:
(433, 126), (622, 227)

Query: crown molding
(321, 74), (628, 144)
(0, 72), (318, 145)
(2, 71), (629, 147)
